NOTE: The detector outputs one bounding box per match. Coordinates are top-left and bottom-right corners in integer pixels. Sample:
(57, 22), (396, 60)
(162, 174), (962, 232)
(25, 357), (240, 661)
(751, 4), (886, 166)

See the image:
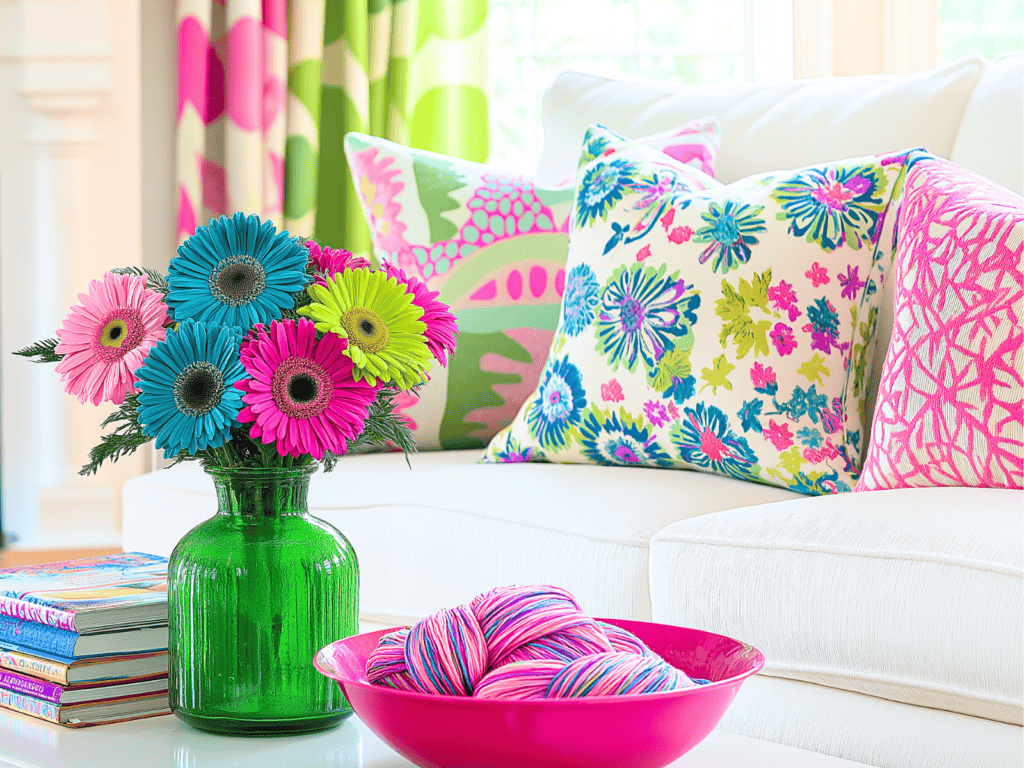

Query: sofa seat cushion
(649, 487), (1023, 725)
(123, 450), (799, 622)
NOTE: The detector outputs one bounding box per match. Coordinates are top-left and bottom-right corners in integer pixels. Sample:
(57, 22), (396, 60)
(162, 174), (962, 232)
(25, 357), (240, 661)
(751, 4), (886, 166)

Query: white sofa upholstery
(123, 55), (1024, 768)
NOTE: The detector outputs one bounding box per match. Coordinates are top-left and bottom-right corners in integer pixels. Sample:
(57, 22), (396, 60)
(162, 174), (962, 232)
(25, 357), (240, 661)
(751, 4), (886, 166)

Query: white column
(0, 0), (121, 545)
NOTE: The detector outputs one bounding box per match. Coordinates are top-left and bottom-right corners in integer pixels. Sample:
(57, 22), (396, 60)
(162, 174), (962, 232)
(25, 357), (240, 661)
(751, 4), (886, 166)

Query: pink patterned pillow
(857, 157), (1024, 491)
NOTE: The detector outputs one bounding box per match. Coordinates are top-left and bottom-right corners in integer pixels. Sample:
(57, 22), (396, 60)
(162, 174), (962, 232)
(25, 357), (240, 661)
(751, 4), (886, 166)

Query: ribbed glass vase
(167, 464), (358, 735)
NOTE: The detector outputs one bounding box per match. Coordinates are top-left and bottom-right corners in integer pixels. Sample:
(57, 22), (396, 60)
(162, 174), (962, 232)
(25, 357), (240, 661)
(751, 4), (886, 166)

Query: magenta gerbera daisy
(234, 318), (379, 459)
(305, 241), (370, 287)
(382, 262), (459, 366)
(54, 272), (171, 405)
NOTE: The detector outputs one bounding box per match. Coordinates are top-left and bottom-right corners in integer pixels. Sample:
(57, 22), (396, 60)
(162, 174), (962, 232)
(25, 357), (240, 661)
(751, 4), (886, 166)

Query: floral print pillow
(483, 124), (919, 495)
(343, 118), (722, 451)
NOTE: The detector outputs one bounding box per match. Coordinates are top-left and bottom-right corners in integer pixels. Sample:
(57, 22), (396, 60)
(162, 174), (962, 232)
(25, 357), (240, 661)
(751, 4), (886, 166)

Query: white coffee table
(0, 706), (872, 768)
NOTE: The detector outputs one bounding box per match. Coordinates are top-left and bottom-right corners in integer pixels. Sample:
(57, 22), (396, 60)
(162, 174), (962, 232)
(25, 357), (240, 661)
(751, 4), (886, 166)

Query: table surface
(0, 620), (870, 767)
(0, 707), (872, 768)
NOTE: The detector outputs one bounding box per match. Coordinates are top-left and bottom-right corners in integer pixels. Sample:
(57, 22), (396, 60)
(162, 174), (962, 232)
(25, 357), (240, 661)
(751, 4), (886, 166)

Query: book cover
(0, 689), (59, 725)
(0, 648), (168, 685)
(0, 668), (168, 705)
(0, 670), (62, 704)
(0, 649), (71, 685)
(0, 616), (78, 658)
(0, 553), (167, 632)
(0, 615), (166, 659)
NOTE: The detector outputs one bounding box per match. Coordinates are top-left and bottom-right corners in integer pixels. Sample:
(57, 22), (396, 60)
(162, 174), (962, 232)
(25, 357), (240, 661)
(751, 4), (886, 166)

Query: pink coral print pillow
(857, 157), (1024, 490)
(342, 118), (722, 451)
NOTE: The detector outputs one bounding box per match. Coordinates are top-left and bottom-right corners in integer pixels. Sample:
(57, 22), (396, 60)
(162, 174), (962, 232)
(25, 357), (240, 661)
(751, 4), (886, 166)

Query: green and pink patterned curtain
(176, 0), (488, 253)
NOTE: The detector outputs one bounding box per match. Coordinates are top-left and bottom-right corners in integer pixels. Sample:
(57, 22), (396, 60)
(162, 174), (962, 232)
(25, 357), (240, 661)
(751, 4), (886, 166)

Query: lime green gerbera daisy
(298, 269), (430, 388)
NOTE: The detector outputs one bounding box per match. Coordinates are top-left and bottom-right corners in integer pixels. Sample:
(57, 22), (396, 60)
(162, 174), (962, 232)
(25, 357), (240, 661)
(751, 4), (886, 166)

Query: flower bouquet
(16, 212), (457, 472)
(15, 212), (458, 734)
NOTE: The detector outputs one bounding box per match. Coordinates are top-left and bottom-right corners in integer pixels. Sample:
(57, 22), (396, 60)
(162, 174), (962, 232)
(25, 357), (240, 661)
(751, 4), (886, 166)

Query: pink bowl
(314, 618), (763, 768)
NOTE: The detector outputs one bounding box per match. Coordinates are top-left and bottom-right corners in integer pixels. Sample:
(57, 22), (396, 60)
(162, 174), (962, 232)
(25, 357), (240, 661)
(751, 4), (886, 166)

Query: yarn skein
(364, 585), (699, 700)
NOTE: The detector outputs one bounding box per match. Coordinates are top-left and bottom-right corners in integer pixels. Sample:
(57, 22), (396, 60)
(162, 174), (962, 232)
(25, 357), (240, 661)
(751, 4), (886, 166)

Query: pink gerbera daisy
(54, 273), (170, 405)
(305, 241), (370, 286)
(235, 318), (378, 459)
(381, 262), (459, 366)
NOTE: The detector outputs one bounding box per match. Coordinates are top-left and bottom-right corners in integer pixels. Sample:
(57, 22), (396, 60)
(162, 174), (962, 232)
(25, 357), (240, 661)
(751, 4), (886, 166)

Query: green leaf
(649, 344), (692, 392)
(109, 266), (169, 293)
(79, 394), (151, 476)
(714, 280), (747, 324)
(798, 354), (830, 384)
(411, 154), (465, 243)
(699, 354), (735, 394)
(13, 338), (63, 364)
(739, 268), (772, 313)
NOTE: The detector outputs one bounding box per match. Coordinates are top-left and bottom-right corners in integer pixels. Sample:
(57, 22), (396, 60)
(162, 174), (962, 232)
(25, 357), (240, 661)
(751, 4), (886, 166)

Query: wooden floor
(0, 547), (121, 568)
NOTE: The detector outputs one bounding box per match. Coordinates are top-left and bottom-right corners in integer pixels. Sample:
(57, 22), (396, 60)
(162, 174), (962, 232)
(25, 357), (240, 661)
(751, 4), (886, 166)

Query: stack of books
(0, 552), (170, 727)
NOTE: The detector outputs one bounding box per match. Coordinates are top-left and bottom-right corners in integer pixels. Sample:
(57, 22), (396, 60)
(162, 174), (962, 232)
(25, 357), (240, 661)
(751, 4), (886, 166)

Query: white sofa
(123, 55), (1024, 768)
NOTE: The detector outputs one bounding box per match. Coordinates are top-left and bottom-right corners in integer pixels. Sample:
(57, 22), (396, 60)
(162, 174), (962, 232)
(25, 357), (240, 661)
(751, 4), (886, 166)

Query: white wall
(0, 0), (153, 546)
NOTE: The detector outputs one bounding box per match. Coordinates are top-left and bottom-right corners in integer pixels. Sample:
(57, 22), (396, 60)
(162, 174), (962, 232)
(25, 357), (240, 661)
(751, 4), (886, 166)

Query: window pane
(638, 0), (745, 52)
(637, 53), (741, 85)
(939, 0), (1024, 62)
(535, 0), (638, 55)
(489, 0), (531, 54)
(489, 57), (538, 171)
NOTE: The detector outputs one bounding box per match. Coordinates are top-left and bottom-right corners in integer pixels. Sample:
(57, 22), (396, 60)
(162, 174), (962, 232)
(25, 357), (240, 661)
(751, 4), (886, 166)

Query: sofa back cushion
(538, 56), (1015, 437)
(539, 57), (985, 188)
(950, 54), (1024, 196)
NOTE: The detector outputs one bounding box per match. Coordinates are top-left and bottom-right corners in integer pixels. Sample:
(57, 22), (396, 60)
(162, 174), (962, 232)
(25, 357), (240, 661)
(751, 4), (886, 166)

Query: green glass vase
(167, 464), (358, 735)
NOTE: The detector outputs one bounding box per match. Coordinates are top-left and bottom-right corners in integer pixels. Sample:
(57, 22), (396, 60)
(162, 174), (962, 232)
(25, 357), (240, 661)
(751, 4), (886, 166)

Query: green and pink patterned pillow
(857, 156), (1024, 491)
(343, 118), (722, 450)
(483, 124), (918, 495)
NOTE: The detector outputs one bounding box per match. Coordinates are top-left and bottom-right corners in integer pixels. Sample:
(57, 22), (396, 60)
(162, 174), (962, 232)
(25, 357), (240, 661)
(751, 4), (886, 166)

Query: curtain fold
(176, 0), (488, 253)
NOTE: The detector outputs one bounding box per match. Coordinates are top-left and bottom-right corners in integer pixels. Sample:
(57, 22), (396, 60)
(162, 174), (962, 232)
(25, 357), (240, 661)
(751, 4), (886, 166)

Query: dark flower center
(271, 356), (333, 418)
(209, 254), (267, 307)
(173, 361), (225, 417)
(287, 373), (318, 404)
(341, 307), (389, 355)
(619, 298), (645, 331)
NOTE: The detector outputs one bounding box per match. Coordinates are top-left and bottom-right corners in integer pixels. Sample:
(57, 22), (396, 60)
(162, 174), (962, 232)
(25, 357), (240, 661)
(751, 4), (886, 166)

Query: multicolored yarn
(473, 660), (567, 700)
(545, 652), (694, 698)
(599, 621), (654, 657)
(471, 585), (612, 667)
(365, 628), (417, 692)
(365, 585), (701, 699)
(403, 605), (489, 696)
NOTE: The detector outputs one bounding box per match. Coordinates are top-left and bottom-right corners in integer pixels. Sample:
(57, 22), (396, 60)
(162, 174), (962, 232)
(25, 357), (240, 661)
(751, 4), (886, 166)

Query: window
(487, 0), (793, 173)
(938, 0), (1024, 62)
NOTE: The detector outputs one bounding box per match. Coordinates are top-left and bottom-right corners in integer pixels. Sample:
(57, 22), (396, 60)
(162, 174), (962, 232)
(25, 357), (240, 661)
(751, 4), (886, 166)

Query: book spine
(0, 650), (69, 685)
(0, 670), (62, 704)
(0, 615), (77, 658)
(0, 688), (60, 724)
(0, 597), (76, 632)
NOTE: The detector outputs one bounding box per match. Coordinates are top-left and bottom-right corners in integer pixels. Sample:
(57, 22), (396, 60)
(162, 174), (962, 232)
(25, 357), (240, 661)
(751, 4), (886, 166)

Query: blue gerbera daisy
(526, 357), (586, 451)
(167, 213), (309, 328)
(562, 264), (601, 336)
(135, 319), (246, 459)
(575, 407), (673, 468)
